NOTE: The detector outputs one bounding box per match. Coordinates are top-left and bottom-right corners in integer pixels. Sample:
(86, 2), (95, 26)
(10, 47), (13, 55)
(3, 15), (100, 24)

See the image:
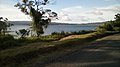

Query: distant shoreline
(9, 21), (104, 26)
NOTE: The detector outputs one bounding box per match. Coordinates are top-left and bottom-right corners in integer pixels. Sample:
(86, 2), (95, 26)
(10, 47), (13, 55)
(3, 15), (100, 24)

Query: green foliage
(22, 0), (28, 3)
(0, 35), (19, 50)
(115, 13), (120, 21)
(15, 0), (57, 36)
(0, 21), (7, 35)
(0, 34), (14, 41)
(37, 30), (92, 41)
(0, 17), (9, 35)
(1, 40), (19, 49)
(1, 30), (93, 50)
(114, 27), (120, 31)
(114, 21), (120, 27)
(103, 22), (114, 31)
(96, 13), (120, 32)
(51, 30), (94, 36)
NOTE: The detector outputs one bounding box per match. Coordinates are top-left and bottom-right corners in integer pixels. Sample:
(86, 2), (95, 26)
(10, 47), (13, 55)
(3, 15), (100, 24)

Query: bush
(96, 26), (106, 33)
(0, 34), (14, 42)
(114, 27), (120, 31)
(51, 30), (94, 36)
(51, 32), (59, 35)
(0, 35), (20, 50)
(0, 40), (19, 50)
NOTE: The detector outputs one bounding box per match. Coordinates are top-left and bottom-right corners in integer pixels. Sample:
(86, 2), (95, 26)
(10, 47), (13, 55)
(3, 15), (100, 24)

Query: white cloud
(57, 5), (120, 23)
(1, 3), (120, 24)
(95, 5), (120, 12)
(0, 4), (31, 21)
(61, 6), (82, 12)
(104, 0), (120, 1)
(104, 0), (112, 1)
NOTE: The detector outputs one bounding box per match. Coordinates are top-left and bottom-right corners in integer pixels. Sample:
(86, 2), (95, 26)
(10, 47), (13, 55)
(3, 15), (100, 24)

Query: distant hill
(9, 21), (31, 25)
(9, 21), (104, 26)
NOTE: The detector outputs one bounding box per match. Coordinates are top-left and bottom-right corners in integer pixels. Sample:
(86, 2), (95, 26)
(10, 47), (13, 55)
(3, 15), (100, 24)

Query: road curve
(44, 34), (120, 67)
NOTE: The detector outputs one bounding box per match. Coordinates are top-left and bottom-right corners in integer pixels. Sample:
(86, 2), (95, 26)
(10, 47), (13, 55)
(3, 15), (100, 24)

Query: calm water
(9, 24), (98, 35)
(44, 24), (97, 35)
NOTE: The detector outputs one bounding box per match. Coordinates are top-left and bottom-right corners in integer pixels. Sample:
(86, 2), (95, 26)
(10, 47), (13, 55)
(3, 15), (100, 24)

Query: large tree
(15, 0), (58, 36)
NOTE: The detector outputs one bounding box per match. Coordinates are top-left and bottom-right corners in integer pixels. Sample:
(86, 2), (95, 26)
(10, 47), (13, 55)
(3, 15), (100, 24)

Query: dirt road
(44, 34), (120, 67)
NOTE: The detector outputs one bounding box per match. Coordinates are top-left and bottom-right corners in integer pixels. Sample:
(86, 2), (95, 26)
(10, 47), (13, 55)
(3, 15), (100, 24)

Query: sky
(0, 0), (120, 24)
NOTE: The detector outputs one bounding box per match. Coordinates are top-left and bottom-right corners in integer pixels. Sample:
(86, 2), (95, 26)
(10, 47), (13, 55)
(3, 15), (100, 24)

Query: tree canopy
(15, 0), (58, 36)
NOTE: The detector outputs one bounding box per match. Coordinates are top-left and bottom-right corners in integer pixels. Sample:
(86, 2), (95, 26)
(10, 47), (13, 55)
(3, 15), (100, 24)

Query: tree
(96, 13), (120, 32)
(0, 17), (8, 35)
(114, 13), (120, 21)
(15, 0), (58, 37)
(114, 13), (120, 31)
(114, 13), (120, 27)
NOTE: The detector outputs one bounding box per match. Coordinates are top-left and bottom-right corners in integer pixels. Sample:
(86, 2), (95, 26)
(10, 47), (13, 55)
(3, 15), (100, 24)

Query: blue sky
(0, 0), (120, 23)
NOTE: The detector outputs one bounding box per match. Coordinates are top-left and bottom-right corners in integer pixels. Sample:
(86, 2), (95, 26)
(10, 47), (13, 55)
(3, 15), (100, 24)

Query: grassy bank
(0, 31), (119, 67)
(0, 30), (94, 50)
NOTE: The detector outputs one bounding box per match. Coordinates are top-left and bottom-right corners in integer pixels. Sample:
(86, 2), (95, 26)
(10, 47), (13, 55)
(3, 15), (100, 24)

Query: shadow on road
(44, 40), (120, 67)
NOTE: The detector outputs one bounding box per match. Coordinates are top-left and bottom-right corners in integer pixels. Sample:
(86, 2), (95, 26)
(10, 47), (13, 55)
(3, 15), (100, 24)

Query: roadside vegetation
(96, 13), (120, 32)
(0, 30), (94, 50)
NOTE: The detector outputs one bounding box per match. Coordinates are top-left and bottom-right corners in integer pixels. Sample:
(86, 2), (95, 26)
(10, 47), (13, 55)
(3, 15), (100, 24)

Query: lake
(8, 23), (100, 36)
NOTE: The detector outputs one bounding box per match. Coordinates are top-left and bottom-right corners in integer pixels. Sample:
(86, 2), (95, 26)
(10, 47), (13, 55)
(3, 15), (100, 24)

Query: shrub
(114, 27), (120, 32)
(0, 34), (14, 42)
(51, 32), (59, 35)
(0, 40), (19, 50)
(0, 35), (20, 50)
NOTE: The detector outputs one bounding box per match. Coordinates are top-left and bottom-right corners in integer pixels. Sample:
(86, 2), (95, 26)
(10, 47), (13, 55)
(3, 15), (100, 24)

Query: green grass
(0, 30), (94, 50)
